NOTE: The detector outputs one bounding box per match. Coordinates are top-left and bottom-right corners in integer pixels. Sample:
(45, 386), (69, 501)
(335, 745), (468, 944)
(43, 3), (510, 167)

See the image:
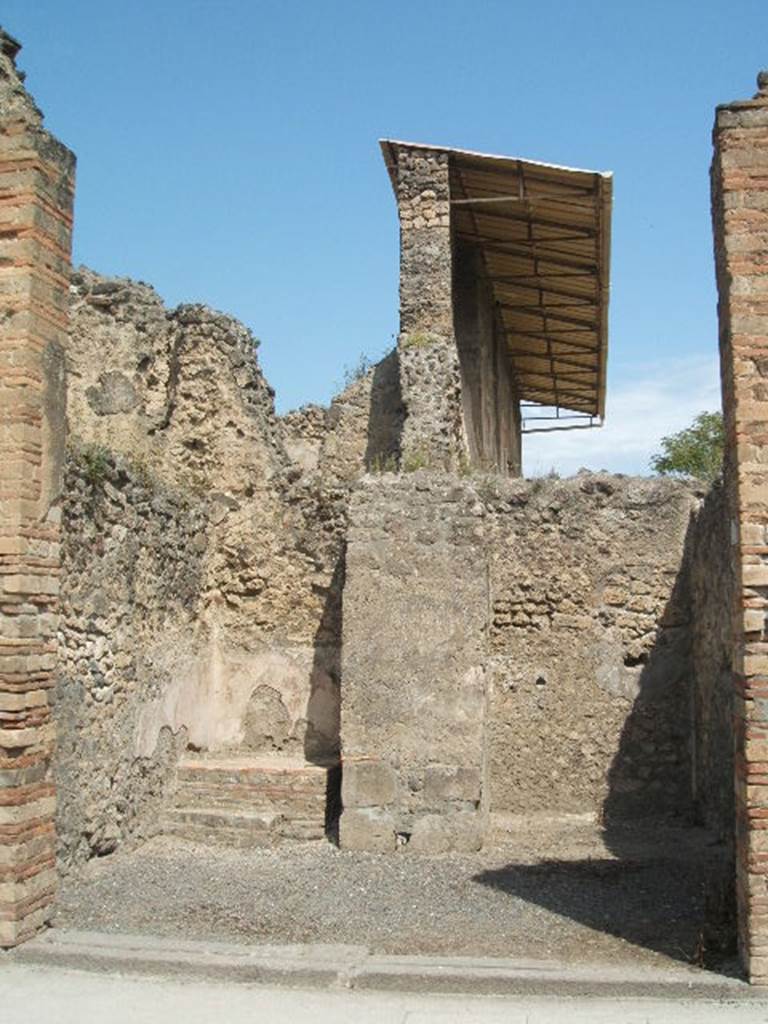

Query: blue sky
(4, 1), (767, 473)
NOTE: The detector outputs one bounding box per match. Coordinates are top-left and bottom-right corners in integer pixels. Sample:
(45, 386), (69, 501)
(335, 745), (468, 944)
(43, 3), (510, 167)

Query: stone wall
(689, 482), (735, 842)
(340, 475), (488, 853)
(56, 448), (206, 866)
(393, 145), (467, 472)
(339, 472), (704, 853)
(487, 474), (698, 826)
(53, 268), (352, 868)
(281, 350), (404, 481)
(712, 70), (768, 983)
(0, 31), (75, 946)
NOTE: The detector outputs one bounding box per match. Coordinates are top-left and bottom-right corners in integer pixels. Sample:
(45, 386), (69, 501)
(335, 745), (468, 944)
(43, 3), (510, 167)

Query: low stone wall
(55, 447), (207, 867)
(340, 472), (705, 853)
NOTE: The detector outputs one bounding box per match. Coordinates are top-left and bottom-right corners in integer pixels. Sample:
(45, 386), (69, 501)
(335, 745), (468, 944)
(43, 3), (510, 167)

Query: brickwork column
(393, 144), (467, 470)
(0, 30), (74, 946)
(712, 71), (768, 984)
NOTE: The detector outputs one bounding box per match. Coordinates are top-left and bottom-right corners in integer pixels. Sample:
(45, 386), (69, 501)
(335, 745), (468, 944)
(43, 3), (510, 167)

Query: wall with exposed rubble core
(56, 449), (206, 865)
(340, 471), (735, 853)
(56, 268), (357, 867)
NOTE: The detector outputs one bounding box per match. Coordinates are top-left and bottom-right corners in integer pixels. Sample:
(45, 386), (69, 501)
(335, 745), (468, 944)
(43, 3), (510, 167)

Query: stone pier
(0, 30), (74, 945)
(712, 70), (768, 984)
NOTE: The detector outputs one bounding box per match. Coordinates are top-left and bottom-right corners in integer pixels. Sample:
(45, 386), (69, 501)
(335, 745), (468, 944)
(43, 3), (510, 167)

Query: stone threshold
(7, 928), (752, 1000)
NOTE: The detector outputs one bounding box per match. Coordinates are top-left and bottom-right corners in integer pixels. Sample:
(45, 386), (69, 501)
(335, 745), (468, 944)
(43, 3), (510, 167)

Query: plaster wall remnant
(0, 30), (75, 946)
(712, 69), (768, 985)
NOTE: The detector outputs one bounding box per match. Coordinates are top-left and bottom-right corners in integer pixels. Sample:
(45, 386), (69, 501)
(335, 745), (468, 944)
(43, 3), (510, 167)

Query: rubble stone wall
(340, 472), (706, 853)
(54, 269), (352, 869)
(394, 146), (467, 471)
(712, 70), (768, 983)
(56, 449), (206, 866)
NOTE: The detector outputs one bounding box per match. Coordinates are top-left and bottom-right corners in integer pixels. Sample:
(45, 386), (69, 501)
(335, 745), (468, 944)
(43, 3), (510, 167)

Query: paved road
(3, 963), (768, 1024)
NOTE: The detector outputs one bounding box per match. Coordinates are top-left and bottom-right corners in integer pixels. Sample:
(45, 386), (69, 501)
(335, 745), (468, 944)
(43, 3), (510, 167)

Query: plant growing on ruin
(77, 442), (111, 487)
(400, 331), (432, 349)
(402, 446), (431, 472)
(650, 411), (724, 483)
(368, 452), (398, 473)
(341, 353), (374, 389)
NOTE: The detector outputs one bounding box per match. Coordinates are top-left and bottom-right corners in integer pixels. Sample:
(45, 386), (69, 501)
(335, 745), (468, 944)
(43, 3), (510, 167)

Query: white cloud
(522, 354), (721, 478)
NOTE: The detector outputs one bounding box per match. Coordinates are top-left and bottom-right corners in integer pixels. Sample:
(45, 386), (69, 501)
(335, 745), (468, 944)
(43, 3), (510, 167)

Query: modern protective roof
(380, 140), (612, 421)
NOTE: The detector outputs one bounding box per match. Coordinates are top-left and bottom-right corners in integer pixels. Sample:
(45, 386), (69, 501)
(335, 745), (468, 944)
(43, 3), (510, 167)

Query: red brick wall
(0, 31), (74, 946)
(712, 70), (768, 984)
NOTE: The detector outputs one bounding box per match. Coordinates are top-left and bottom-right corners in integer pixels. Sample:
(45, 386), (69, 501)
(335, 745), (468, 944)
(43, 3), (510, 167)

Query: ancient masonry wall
(56, 449), (207, 866)
(712, 71), (768, 984)
(689, 482), (735, 842)
(0, 33), (75, 945)
(55, 269), (352, 869)
(394, 146), (467, 471)
(340, 473), (710, 853)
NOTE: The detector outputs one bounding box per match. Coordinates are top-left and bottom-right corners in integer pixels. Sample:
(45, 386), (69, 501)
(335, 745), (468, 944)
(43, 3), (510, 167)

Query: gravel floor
(56, 821), (735, 972)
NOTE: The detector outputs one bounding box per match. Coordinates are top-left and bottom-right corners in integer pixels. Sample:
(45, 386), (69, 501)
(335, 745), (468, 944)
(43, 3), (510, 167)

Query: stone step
(175, 783), (326, 816)
(165, 753), (338, 849)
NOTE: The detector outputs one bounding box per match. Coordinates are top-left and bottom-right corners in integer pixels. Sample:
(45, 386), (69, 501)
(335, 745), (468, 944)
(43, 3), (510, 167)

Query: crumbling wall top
(0, 27), (43, 127)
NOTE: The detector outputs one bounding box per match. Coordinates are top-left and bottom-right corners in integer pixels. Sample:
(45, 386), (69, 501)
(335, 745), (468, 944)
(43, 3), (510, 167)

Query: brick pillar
(712, 70), (768, 984)
(0, 30), (74, 946)
(392, 144), (466, 470)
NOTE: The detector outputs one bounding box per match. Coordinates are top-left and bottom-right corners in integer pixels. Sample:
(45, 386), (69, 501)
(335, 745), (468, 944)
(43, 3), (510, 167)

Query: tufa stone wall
(339, 472), (709, 854)
(281, 349), (404, 481)
(340, 475), (488, 854)
(712, 70), (768, 984)
(0, 30), (75, 946)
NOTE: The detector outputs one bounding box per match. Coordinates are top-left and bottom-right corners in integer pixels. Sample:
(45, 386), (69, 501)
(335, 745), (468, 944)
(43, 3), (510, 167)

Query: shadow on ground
(474, 492), (737, 974)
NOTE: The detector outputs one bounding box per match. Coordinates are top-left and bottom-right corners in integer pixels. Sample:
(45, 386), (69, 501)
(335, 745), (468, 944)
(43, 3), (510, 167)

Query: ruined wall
(340, 472), (702, 853)
(0, 31), (74, 945)
(281, 350), (404, 481)
(712, 70), (768, 983)
(53, 268), (352, 866)
(56, 449), (206, 866)
(453, 238), (521, 475)
(393, 145), (467, 471)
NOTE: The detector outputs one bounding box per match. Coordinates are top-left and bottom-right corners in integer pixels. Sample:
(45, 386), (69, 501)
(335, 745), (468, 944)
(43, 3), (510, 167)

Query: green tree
(650, 411), (724, 483)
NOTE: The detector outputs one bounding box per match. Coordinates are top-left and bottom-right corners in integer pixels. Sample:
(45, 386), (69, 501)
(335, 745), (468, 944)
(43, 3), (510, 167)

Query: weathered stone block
(408, 811), (484, 854)
(422, 765), (481, 805)
(338, 807), (396, 853)
(342, 760), (397, 808)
